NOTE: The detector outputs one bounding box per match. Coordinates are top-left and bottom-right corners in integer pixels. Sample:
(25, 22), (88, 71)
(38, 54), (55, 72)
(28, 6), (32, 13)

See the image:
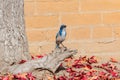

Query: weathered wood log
(8, 48), (77, 74)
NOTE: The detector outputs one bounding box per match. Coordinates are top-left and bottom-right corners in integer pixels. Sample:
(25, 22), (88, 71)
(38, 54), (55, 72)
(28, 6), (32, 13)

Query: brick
(24, 1), (34, 16)
(81, 0), (120, 11)
(46, 29), (57, 42)
(25, 15), (58, 28)
(93, 26), (112, 39)
(114, 27), (120, 38)
(26, 30), (47, 42)
(36, 0), (74, 1)
(24, 0), (34, 1)
(64, 27), (71, 41)
(29, 45), (40, 55)
(36, 0), (79, 14)
(64, 43), (81, 51)
(70, 27), (91, 40)
(103, 12), (120, 24)
(65, 41), (120, 55)
(61, 13), (101, 26)
(40, 44), (55, 54)
(29, 43), (55, 55)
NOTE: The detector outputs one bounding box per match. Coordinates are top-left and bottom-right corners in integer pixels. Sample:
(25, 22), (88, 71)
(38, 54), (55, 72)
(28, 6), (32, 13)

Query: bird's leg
(56, 43), (60, 49)
(61, 43), (67, 50)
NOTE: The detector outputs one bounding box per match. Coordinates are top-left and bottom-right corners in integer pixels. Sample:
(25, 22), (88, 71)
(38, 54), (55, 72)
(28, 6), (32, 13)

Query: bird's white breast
(61, 29), (66, 40)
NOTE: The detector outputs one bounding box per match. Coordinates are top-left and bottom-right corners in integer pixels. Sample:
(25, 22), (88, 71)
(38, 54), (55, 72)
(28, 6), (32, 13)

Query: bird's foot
(55, 46), (62, 50)
(63, 47), (67, 51)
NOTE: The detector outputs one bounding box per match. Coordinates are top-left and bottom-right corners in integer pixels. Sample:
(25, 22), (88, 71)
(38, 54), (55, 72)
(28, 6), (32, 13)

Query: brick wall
(24, 0), (120, 56)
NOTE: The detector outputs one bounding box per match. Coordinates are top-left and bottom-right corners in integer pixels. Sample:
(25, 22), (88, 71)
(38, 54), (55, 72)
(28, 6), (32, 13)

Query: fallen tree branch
(8, 48), (77, 74)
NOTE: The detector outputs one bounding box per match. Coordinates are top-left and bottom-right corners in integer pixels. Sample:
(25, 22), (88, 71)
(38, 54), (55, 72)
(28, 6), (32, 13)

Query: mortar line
(111, 25), (115, 40)
(26, 24), (120, 32)
(78, 0), (81, 13)
(34, 0), (38, 15)
(58, 13), (62, 26)
(90, 26), (93, 40)
(100, 12), (104, 26)
(24, 10), (120, 16)
(28, 37), (118, 45)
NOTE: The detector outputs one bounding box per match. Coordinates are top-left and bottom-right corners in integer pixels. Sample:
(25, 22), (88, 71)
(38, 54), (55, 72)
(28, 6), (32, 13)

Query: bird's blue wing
(59, 30), (62, 36)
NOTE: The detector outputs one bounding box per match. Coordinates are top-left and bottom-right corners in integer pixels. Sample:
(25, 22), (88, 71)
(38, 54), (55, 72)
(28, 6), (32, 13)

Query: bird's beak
(64, 25), (67, 28)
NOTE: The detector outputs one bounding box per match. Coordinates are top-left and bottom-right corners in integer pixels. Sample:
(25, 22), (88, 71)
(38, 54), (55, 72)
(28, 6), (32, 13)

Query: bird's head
(60, 24), (66, 30)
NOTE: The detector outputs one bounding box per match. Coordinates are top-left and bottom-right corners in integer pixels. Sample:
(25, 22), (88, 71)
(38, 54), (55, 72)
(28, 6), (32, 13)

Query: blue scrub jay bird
(56, 24), (67, 48)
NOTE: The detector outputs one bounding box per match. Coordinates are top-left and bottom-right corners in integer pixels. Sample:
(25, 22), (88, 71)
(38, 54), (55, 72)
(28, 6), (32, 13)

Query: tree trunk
(0, 0), (30, 68)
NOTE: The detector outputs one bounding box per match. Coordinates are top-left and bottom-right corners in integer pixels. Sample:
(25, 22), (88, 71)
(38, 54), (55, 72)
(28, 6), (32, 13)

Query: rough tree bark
(0, 0), (77, 75)
(0, 0), (30, 71)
